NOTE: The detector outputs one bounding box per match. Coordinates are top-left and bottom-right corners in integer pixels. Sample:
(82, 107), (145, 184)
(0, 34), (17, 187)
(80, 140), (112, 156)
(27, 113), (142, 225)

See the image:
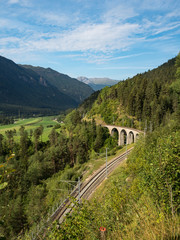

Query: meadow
(0, 116), (60, 141)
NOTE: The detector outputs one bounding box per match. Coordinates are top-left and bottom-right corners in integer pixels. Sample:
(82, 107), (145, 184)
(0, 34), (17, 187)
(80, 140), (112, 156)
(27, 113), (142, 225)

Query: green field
(0, 116), (60, 141)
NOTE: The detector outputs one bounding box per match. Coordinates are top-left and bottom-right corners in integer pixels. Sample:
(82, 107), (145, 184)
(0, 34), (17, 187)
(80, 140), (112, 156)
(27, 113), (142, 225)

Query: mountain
(77, 76), (119, 91)
(0, 56), (93, 116)
(80, 56), (179, 129)
(22, 66), (94, 103)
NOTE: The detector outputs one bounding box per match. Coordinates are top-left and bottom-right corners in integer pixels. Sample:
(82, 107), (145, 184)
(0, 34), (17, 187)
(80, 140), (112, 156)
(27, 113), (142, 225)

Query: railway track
(50, 147), (133, 224)
(38, 148), (133, 239)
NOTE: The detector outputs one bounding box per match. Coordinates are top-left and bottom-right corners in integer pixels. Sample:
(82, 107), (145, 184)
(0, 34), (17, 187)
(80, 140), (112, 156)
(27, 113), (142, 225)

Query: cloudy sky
(0, 0), (180, 80)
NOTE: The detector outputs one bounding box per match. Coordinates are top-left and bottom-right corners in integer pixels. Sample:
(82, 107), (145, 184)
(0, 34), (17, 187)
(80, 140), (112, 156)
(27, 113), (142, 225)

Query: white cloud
(141, 14), (180, 38)
(153, 22), (180, 35)
(8, 0), (19, 4)
(136, 0), (175, 10)
(0, 0), (179, 66)
(0, 18), (11, 28)
(42, 13), (69, 26)
(96, 66), (152, 70)
(0, 36), (20, 45)
(8, 0), (31, 7)
(0, 19), (143, 65)
(23, 22), (140, 53)
(166, 10), (180, 18)
(102, 4), (137, 23)
(31, 11), (72, 27)
(108, 53), (148, 61)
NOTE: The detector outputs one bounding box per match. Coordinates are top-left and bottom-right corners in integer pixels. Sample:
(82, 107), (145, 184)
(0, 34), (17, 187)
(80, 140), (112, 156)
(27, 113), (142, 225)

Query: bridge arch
(128, 131), (134, 144)
(111, 128), (119, 146)
(120, 129), (127, 145)
(111, 127), (118, 135)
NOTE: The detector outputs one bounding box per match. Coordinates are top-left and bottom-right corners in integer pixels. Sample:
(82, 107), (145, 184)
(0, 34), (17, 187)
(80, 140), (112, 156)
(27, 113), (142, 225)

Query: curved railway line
(37, 148), (134, 239)
(50, 147), (133, 224)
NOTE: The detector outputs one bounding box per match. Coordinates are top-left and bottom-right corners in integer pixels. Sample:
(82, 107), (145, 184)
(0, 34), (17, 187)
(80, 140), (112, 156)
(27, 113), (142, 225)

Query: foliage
(0, 116), (14, 125)
(170, 52), (180, 118)
(79, 90), (100, 114)
(0, 110), (116, 239)
(86, 56), (178, 129)
(0, 153), (15, 190)
(49, 122), (180, 239)
(127, 124), (180, 214)
(48, 199), (97, 240)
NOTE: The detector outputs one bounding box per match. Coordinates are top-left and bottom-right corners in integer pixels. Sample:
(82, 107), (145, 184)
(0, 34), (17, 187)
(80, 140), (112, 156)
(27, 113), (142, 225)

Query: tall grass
(109, 196), (180, 240)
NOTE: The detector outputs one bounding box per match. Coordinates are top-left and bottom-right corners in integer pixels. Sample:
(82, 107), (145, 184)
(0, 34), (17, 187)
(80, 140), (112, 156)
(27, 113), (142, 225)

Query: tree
(39, 125), (44, 142)
(5, 129), (16, 151)
(19, 126), (29, 156)
(49, 128), (59, 147)
(0, 134), (4, 155)
(170, 53), (180, 117)
(33, 127), (41, 152)
(94, 126), (104, 152)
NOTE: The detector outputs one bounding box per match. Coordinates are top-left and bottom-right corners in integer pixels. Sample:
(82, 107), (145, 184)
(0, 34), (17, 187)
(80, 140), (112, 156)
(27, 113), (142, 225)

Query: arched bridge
(102, 124), (142, 146)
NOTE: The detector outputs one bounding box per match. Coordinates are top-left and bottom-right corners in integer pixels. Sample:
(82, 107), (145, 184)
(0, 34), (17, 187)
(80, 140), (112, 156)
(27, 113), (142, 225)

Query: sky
(0, 0), (180, 80)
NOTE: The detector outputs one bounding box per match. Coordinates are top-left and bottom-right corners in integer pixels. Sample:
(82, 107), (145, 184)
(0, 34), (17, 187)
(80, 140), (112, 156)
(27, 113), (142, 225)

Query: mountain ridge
(0, 55), (93, 116)
(22, 66), (94, 103)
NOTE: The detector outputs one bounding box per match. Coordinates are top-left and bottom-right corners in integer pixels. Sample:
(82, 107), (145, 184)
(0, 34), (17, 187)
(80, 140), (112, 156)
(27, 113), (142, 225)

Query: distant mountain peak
(77, 76), (91, 84)
(77, 76), (120, 91)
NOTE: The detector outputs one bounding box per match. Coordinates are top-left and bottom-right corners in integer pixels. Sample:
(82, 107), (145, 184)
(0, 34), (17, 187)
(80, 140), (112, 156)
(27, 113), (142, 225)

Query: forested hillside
(0, 56), (93, 116)
(82, 56), (179, 130)
(22, 65), (94, 104)
(49, 120), (180, 240)
(0, 111), (119, 239)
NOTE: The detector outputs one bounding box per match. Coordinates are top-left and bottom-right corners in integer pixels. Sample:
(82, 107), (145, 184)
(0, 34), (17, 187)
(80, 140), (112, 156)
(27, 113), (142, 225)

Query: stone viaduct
(102, 124), (142, 146)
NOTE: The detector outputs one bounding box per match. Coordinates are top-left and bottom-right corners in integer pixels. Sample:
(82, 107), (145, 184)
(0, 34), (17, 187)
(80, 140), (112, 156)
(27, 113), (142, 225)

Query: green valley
(1, 0), (180, 239)
(0, 116), (61, 142)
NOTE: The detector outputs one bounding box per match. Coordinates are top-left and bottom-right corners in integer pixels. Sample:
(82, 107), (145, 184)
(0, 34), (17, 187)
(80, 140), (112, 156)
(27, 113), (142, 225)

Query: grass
(85, 149), (180, 240)
(18, 146), (131, 240)
(89, 157), (128, 202)
(0, 116), (60, 142)
(41, 144), (133, 218)
(44, 144), (180, 240)
(81, 144), (133, 182)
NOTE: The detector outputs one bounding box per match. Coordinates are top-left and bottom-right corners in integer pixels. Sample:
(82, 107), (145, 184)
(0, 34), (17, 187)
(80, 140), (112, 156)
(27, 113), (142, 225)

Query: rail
(50, 147), (133, 223)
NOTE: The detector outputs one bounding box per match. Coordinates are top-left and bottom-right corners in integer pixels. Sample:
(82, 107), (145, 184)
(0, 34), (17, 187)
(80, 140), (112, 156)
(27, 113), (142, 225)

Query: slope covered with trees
(82, 56), (179, 130)
(49, 120), (180, 240)
(0, 56), (93, 116)
(0, 109), (119, 239)
(22, 65), (94, 104)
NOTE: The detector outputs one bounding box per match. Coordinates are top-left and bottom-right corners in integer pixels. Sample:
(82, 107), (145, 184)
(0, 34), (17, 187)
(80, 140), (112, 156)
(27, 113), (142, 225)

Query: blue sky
(0, 0), (180, 80)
